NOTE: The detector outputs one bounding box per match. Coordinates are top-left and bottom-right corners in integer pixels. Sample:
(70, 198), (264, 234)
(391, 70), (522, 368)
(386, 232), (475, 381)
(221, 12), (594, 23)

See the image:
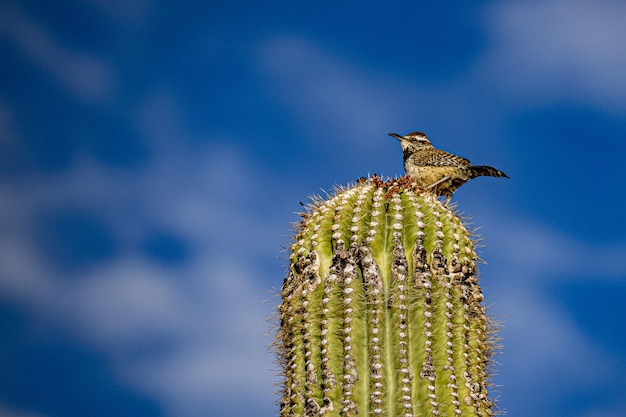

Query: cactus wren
(388, 131), (509, 202)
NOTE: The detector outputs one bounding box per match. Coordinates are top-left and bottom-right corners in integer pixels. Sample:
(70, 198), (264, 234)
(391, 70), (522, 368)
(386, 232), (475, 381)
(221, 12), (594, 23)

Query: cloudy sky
(1, 1), (625, 416)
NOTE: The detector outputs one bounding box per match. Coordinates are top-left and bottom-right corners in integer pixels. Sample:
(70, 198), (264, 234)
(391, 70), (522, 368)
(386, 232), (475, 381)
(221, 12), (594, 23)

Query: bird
(388, 131), (509, 202)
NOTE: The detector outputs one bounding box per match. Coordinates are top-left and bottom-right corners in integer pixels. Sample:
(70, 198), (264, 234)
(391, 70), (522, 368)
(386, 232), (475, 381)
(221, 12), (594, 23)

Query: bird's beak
(388, 133), (404, 141)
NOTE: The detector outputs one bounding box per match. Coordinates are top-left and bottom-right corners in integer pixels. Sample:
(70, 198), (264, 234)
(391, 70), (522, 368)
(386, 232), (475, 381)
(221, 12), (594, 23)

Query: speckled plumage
(389, 131), (509, 202)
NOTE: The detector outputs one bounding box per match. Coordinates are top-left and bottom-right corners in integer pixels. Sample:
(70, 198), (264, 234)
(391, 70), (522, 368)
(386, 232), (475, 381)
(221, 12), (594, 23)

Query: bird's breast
(404, 164), (462, 187)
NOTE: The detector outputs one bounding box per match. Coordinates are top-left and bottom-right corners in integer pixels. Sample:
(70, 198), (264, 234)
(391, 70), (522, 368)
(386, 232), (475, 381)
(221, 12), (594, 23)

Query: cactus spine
(278, 176), (496, 417)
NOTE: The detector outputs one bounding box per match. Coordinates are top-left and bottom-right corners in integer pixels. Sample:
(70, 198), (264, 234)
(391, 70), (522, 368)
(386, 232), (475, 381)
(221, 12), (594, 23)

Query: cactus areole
(277, 176), (497, 417)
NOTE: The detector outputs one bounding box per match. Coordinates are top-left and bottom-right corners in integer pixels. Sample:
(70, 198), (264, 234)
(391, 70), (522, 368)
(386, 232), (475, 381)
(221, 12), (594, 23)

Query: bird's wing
(417, 148), (471, 166)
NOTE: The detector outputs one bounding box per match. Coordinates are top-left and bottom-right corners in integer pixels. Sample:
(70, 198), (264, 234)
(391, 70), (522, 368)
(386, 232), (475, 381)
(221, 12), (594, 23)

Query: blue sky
(1, 1), (625, 416)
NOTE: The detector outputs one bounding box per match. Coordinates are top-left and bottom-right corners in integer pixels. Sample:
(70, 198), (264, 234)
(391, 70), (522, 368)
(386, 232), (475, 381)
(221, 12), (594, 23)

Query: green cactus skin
(277, 176), (497, 417)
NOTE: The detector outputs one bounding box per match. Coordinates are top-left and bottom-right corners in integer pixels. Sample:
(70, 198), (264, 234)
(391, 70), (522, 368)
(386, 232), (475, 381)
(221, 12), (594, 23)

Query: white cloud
(488, 283), (614, 416)
(493, 286), (610, 380)
(256, 35), (485, 150)
(476, 206), (626, 282)
(464, 203), (624, 415)
(68, 258), (193, 350)
(0, 98), (279, 417)
(119, 262), (276, 417)
(256, 0), (626, 146)
(0, 5), (116, 103)
(0, 405), (49, 417)
(256, 34), (519, 162)
(482, 0), (626, 112)
(258, 35), (403, 143)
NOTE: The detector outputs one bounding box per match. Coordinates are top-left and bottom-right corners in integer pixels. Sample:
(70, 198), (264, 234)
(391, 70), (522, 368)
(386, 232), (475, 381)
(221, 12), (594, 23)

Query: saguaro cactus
(277, 176), (497, 417)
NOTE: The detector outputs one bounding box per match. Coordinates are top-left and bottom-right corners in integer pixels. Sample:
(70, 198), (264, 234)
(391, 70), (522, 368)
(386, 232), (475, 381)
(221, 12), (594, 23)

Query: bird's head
(388, 131), (432, 152)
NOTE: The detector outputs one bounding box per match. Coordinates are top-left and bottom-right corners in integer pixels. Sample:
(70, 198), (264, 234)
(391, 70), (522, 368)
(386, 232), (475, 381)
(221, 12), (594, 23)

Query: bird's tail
(469, 165), (510, 179)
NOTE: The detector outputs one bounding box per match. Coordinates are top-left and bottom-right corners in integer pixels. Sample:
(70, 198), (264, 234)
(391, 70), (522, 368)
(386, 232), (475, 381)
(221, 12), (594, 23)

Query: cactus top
(278, 176), (496, 417)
